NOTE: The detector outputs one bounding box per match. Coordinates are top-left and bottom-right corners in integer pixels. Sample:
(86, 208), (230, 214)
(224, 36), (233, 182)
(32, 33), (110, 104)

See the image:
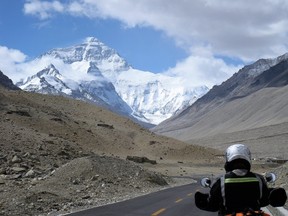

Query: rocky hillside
(0, 78), (219, 215)
(0, 70), (20, 90)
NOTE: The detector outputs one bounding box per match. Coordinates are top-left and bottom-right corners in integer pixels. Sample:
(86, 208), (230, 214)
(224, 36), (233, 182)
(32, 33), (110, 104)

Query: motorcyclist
(195, 143), (287, 216)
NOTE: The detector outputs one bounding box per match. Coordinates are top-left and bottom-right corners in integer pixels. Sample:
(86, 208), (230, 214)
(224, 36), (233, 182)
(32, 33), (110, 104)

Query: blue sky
(0, 0), (185, 72)
(1, 0), (288, 88)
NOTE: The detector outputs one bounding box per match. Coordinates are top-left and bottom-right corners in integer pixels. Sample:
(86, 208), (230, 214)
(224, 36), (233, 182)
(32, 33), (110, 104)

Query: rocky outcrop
(0, 71), (20, 90)
(126, 156), (157, 164)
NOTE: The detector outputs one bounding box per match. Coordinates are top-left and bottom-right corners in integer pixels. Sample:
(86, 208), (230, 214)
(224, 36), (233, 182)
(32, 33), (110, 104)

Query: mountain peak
(84, 37), (103, 45)
(40, 64), (60, 76)
(42, 37), (130, 72)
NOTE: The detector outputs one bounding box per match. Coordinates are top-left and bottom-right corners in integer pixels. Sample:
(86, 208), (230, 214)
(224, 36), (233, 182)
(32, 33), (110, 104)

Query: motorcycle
(195, 172), (287, 216)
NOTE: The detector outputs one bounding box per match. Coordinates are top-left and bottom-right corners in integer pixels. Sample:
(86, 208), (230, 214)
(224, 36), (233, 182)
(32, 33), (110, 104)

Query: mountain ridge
(152, 53), (288, 158)
(153, 53), (288, 133)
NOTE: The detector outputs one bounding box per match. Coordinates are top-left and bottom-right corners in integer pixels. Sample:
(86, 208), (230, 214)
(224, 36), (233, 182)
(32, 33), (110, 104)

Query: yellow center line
(187, 193), (193, 197)
(151, 208), (166, 216)
(175, 198), (183, 203)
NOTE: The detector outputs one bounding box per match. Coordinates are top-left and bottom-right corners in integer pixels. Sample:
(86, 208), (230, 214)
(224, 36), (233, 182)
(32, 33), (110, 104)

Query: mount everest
(16, 37), (208, 125)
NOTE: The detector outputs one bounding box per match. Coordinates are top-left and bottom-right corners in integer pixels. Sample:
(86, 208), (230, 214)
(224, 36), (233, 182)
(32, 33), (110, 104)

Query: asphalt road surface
(67, 180), (216, 216)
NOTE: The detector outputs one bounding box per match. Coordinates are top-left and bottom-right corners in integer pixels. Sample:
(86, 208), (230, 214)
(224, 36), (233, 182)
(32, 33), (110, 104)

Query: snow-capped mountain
(17, 37), (208, 125)
(17, 62), (133, 118)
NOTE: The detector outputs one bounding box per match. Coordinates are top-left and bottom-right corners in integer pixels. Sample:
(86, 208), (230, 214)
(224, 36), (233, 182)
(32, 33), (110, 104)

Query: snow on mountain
(19, 64), (72, 95)
(115, 69), (208, 124)
(17, 62), (133, 117)
(17, 37), (208, 125)
(44, 37), (130, 78)
(246, 53), (288, 77)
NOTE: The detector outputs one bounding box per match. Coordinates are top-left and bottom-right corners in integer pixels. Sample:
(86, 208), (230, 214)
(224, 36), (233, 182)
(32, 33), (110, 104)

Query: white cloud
(0, 46), (27, 82)
(165, 49), (241, 88)
(0, 46), (65, 83)
(20, 0), (288, 88)
(23, 0), (64, 19)
(23, 0), (288, 61)
(0, 46), (26, 63)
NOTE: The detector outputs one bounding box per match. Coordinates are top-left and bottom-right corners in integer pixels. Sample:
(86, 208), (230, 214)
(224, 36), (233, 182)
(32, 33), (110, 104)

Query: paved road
(67, 180), (216, 216)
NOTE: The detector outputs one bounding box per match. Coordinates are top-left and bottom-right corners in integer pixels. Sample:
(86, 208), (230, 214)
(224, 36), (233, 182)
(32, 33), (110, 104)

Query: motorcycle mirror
(265, 172), (276, 183)
(200, 177), (211, 188)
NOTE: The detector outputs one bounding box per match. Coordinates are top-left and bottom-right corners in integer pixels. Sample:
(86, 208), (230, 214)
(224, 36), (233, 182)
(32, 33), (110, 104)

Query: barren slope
(156, 86), (288, 139)
(0, 87), (221, 215)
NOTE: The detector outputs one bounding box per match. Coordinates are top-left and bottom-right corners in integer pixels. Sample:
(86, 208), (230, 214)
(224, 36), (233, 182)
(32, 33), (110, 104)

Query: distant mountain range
(2, 39), (288, 160)
(153, 53), (288, 144)
(16, 37), (208, 126)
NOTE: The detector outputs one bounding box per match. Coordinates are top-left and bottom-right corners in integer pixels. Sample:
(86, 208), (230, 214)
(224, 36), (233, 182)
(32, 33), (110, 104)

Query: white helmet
(225, 144), (251, 165)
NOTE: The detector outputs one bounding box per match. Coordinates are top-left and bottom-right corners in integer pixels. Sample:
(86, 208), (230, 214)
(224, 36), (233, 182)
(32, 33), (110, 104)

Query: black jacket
(196, 169), (270, 215)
